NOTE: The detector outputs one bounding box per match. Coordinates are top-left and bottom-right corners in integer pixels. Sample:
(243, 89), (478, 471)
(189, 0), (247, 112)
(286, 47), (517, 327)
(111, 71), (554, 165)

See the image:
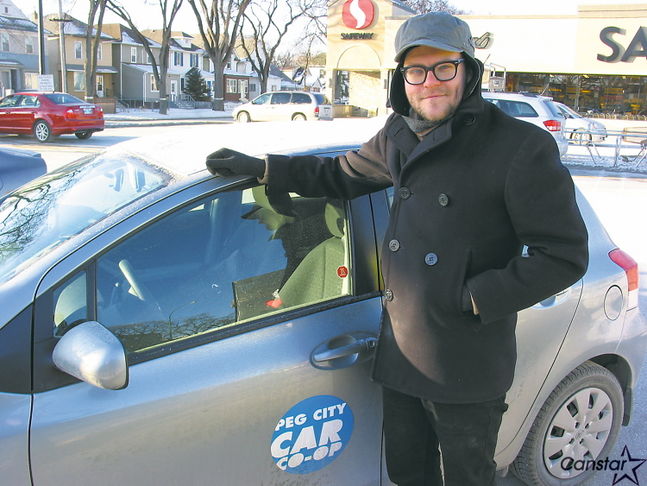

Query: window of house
(1, 34), (9, 52)
(190, 53), (199, 67)
(173, 51), (183, 66)
(226, 79), (238, 94)
(150, 74), (158, 92)
(131, 47), (137, 63)
(96, 44), (102, 61)
(146, 52), (152, 64)
(73, 72), (86, 91)
(74, 41), (82, 59)
(72, 187), (352, 357)
(250, 83), (257, 94)
(26, 37), (35, 54)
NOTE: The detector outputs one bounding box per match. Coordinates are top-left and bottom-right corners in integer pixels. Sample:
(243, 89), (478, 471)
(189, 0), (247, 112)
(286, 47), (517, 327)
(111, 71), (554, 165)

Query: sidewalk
(104, 107), (234, 127)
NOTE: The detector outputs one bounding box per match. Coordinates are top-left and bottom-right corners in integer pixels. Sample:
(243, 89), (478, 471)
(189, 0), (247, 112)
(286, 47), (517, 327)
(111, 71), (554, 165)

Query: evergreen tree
(183, 67), (211, 101)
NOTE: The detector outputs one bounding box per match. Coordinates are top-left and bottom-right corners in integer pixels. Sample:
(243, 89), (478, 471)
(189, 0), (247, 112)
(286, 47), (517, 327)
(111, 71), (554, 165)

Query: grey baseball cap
(394, 12), (475, 62)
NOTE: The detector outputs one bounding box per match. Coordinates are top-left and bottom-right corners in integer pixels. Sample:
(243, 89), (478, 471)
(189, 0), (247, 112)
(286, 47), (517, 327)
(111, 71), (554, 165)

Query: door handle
(313, 337), (377, 362)
(311, 333), (377, 370)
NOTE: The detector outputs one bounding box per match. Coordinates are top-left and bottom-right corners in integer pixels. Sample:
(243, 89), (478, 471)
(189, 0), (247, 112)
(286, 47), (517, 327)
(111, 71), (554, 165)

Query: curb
(105, 117), (234, 128)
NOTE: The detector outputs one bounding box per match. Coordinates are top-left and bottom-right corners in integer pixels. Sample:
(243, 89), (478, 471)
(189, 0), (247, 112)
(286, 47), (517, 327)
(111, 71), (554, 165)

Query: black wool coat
(263, 91), (589, 403)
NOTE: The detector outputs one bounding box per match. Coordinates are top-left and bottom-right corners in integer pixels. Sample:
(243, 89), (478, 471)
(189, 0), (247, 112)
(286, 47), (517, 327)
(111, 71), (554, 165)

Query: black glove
(206, 148), (265, 178)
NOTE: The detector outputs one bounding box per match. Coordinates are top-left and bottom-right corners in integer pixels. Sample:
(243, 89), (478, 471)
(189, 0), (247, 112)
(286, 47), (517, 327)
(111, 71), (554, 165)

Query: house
(102, 23), (162, 105)
(289, 65), (327, 93)
(44, 13), (118, 100)
(143, 30), (214, 104)
(0, 0), (43, 96)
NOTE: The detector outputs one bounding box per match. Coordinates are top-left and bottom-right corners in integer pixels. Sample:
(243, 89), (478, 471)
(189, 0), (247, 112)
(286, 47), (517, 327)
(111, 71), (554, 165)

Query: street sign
(38, 74), (55, 92)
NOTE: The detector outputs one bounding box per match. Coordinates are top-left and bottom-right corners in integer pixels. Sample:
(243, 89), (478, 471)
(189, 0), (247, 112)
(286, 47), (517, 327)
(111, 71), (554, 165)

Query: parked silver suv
(482, 91), (569, 157)
(233, 91), (333, 122)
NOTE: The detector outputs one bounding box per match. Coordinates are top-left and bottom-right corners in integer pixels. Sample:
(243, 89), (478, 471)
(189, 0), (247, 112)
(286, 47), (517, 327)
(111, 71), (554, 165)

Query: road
(2, 124), (646, 485)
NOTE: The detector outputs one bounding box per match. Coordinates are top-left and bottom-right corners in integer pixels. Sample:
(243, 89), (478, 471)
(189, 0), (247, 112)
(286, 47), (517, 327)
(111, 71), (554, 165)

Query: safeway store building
(325, 1), (647, 116)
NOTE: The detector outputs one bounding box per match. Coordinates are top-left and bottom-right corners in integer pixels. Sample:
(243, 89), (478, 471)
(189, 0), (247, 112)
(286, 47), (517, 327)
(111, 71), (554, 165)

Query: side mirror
(53, 321), (129, 390)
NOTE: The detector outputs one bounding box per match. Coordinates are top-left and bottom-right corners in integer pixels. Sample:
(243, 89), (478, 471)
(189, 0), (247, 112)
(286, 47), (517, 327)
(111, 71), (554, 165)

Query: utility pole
(56, 0), (68, 92)
(37, 0), (46, 74)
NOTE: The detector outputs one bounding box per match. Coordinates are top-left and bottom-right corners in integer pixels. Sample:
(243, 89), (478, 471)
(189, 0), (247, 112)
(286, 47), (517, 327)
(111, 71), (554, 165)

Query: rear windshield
(0, 154), (171, 281)
(45, 93), (85, 105)
(314, 94), (331, 105)
(544, 100), (565, 118)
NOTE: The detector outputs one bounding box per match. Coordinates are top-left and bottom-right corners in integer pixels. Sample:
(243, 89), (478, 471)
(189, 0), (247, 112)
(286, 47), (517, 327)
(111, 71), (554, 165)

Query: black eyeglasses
(400, 59), (465, 85)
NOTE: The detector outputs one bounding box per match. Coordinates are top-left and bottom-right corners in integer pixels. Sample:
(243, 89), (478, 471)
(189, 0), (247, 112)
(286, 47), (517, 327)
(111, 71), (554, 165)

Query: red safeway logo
(342, 0), (375, 30)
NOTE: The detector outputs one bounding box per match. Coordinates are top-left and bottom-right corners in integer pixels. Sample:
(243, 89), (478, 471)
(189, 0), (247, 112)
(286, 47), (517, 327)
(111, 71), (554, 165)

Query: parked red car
(0, 92), (104, 142)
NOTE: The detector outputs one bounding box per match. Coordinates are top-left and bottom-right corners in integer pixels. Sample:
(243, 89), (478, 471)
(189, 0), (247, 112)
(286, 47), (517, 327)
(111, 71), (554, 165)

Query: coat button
(424, 252), (438, 266)
(438, 193), (449, 207)
(384, 289), (394, 301)
(389, 239), (400, 252)
(398, 187), (411, 199)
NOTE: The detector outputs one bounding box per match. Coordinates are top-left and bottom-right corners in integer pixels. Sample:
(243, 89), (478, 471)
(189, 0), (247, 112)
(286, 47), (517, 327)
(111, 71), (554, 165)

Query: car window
(543, 100), (564, 118)
(487, 99), (539, 117)
(0, 95), (19, 108)
(44, 93), (85, 104)
(271, 93), (291, 105)
(18, 95), (39, 107)
(53, 272), (88, 337)
(291, 93), (311, 104)
(252, 93), (271, 105)
(85, 186), (351, 356)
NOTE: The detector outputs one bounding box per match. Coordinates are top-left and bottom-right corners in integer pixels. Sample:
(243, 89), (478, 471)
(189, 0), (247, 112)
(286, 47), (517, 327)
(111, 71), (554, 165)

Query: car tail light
(315, 106), (320, 116)
(609, 248), (639, 309)
(543, 119), (562, 132)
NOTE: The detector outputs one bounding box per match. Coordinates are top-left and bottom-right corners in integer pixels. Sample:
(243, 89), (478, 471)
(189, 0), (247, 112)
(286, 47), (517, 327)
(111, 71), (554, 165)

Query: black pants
(382, 387), (508, 486)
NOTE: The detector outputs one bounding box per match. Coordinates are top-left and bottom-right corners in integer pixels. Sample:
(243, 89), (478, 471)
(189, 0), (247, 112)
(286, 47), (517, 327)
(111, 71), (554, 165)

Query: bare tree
(187, 0), (252, 111)
(403, 0), (466, 15)
(240, 0), (312, 94)
(84, 0), (107, 101)
(107, 0), (184, 114)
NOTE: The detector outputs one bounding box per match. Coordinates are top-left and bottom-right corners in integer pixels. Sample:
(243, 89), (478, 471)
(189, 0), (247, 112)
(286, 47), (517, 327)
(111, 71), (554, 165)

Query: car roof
(482, 91), (554, 102)
(103, 121), (383, 178)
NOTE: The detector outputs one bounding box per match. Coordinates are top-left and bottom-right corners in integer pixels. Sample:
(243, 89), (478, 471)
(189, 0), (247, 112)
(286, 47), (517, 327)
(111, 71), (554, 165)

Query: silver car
(482, 91), (570, 157)
(555, 102), (608, 143)
(0, 131), (644, 485)
(233, 91), (333, 122)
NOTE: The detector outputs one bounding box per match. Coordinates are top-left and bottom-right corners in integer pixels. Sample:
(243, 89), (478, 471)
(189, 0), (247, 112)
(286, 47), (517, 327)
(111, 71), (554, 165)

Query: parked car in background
(233, 91), (333, 122)
(0, 92), (104, 142)
(555, 101), (608, 143)
(0, 126), (644, 485)
(0, 146), (46, 198)
(482, 91), (569, 157)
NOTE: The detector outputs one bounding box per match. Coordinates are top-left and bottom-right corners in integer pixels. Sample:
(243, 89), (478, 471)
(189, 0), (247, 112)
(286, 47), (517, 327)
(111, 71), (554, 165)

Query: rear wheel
(291, 113), (307, 121)
(236, 111), (251, 123)
(511, 362), (623, 485)
(33, 120), (52, 142)
(75, 131), (93, 140)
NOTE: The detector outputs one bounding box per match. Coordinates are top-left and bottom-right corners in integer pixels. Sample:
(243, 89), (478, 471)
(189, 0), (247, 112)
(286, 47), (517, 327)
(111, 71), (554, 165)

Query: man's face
(403, 46), (466, 122)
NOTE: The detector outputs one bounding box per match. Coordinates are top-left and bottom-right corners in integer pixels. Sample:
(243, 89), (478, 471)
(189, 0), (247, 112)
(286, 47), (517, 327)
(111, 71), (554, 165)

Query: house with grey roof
(0, 0), (44, 96)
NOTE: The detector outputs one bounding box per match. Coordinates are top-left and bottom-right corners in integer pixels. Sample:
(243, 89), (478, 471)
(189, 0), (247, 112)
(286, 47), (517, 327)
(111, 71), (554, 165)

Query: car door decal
(271, 395), (354, 474)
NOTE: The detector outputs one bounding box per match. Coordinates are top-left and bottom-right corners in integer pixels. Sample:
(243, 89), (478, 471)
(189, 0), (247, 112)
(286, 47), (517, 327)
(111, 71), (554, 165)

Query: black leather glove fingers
(206, 148), (265, 178)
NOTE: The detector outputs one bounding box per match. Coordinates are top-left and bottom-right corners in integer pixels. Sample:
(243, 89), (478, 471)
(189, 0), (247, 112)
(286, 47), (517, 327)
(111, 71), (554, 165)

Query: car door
(13, 94), (39, 132)
(29, 180), (384, 485)
(270, 92), (292, 120)
(0, 94), (19, 131)
(250, 93), (272, 121)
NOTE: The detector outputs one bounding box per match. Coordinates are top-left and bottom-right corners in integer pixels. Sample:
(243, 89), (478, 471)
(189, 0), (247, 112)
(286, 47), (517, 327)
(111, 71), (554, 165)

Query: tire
(75, 130), (93, 140)
(33, 120), (52, 143)
(511, 362), (623, 485)
(236, 111), (251, 123)
(291, 113), (307, 121)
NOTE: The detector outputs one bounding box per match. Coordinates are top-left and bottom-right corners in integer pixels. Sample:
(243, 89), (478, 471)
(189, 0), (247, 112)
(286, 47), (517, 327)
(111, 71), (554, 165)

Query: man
(206, 12), (588, 486)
